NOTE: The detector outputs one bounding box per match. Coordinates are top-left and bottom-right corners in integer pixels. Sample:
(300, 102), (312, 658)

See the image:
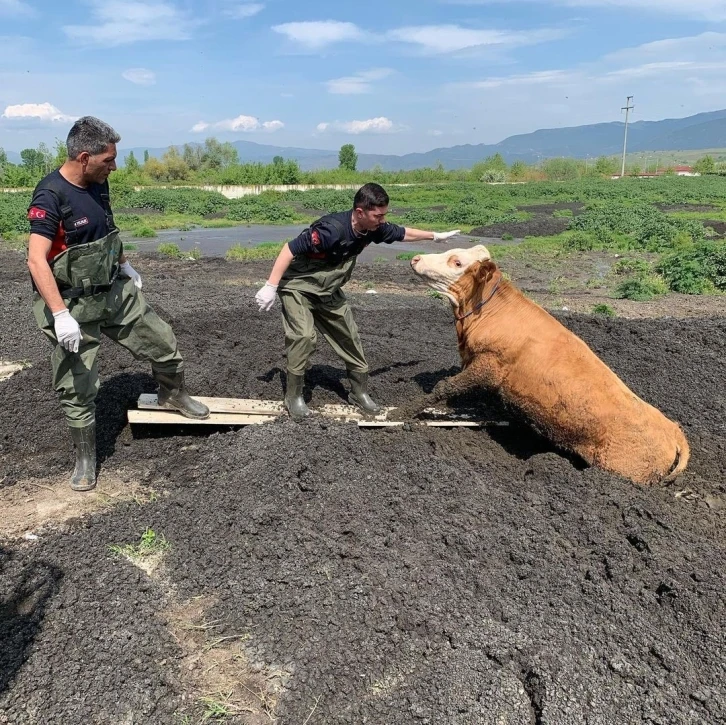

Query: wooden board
(131, 395), (508, 428)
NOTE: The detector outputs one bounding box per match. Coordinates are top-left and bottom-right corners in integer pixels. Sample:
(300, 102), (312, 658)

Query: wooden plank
(128, 409), (277, 425)
(138, 394), (284, 415)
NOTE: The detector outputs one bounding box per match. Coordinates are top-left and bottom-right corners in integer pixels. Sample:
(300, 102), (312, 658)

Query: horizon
(2, 1), (726, 155)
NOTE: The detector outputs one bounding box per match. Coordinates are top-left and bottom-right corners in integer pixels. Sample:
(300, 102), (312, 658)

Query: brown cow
(399, 245), (689, 485)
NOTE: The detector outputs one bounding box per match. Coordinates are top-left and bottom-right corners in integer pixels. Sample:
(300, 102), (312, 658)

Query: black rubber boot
(348, 370), (382, 415)
(153, 370), (210, 420)
(285, 372), (311, 421)
(69, 422), (97, 492)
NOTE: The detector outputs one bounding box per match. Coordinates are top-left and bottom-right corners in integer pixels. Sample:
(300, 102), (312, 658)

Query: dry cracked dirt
(0, 247), (724, 725)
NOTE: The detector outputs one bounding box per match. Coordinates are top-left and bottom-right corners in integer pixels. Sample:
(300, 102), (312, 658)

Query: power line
(620, 95), (634, 178)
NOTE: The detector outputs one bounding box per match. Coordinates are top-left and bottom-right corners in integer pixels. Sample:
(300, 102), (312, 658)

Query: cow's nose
(411, 255), (421, 267)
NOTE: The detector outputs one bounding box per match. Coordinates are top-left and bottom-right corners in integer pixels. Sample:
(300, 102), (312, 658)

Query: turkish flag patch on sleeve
(28, 207), (47, 220)
(311, 230), (320, 246)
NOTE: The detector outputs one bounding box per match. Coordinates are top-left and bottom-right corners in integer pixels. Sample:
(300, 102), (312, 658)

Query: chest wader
(31, 186), (207, 491)
(278, 220), (381, 418)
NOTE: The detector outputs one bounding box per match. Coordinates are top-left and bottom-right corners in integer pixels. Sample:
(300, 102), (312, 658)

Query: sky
(2, 0), (726, 156)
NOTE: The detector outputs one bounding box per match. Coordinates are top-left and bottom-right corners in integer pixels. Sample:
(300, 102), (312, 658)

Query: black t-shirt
(28, 170), (112, 261)
(288, 210), (406, 260)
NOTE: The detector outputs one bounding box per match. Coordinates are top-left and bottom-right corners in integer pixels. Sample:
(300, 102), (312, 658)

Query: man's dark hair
(66, 116), (121, 159)
(353, 183), (389, 211)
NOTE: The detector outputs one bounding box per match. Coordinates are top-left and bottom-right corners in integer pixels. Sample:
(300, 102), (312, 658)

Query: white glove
(120, 260), (142, 289)
(255, 282), (278, 312)
(53, 309), (81, 353)
(433, 229), (461, 243)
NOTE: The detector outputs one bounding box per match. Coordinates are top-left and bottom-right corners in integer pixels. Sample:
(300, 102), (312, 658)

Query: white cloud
(387, 24), (567, 54)
(446, 0), (726, 21)
(316, 117), (397, 134)
(63, 1), (196, 47)
(191, 114), (284, 133)
(225, 2), (264, 18)
(0, 0), (33, 16)
(326, 68), (392, 94)
(272, 20), (364, 49)
(122, 67), (156, 85)
(463, 69), (577, 89)
(1, 102), (76, 123)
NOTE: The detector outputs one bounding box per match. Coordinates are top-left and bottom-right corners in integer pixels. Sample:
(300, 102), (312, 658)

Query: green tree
(272, 155), (284, 166)
(162, 146), (190, 180)
(594, 156), (618, 175)
(509, 160), (527, 179)
(125, 150), (140, 172)
(542, 157), (581, 181)
(694, 155), (716, 174)
(182, 143), (204, 171)
(20, 148), (44, 173)
(338, 144), (357, 171)
(0, 147), (7, 167)
(143, 150), (150, 163)
(53, 138), (68, 167)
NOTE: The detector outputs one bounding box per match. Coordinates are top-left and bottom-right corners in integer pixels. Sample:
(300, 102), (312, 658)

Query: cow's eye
(454, 260), (462, 267)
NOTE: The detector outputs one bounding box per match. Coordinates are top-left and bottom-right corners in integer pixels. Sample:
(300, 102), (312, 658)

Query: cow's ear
(475, 259), (497, 283)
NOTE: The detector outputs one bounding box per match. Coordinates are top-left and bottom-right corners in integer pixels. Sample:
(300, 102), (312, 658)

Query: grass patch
(501, 233), (514, 241)
(157, 242), (184, 258)
(395, 251), (425, 260)
(552, 208), (573, 218)
(225, 241), (285, 261)
(592, 303), (616, 317)
(426, 289), (443, 299)
(131, 225), (156, 238)
(108, 528), (170, 563)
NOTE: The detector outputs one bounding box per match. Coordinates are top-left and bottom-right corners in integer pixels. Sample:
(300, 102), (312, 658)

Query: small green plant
(426, 289), (443, 299)
(363, 281), (375, 290)
(108, 527), (170, 561)
(132, 225), (156, 238)
(614, 274), (668, 301)
(157, 242), (183, 258)
(564, 231), (596, 251)
(501, 233), (514, 241)
(395, 251), (425, 260)
(199, 694), (235, 722)
(187, 247), (202, 260)
(225, 241), (285, 261)
(373, 256), (387, 263)
(552, 209), (574, 218)
(592, 303), (616, 317)
(123, 243), (138, 251)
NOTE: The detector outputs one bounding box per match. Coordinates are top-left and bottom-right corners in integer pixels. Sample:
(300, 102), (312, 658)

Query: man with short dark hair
(255, 182), (460, 419)
(27, 116), (209, 492)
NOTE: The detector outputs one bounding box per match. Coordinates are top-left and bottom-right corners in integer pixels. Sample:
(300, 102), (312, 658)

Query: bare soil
(0, 247), (724, 724)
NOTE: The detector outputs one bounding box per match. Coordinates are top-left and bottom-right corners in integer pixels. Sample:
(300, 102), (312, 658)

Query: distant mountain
(7, 109), (726, 172)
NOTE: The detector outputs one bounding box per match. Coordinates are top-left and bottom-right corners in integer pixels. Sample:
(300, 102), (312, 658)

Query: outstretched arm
(403, 228), (461, 243)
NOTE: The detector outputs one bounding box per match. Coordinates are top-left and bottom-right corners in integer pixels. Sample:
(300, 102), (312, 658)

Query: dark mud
(1, 249), (724, 724)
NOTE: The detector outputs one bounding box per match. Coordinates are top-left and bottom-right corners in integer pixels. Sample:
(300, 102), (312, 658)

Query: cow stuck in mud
(399, 246), (690, 485)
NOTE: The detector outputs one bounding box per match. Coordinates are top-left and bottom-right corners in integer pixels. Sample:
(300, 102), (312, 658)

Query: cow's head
(410, 246), (492, 306)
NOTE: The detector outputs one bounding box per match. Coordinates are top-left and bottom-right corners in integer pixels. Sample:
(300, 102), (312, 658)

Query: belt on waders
(58, 264), (120, 299)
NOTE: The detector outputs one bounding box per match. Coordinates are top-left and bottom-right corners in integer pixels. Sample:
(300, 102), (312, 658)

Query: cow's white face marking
(409, 246), (491, 305)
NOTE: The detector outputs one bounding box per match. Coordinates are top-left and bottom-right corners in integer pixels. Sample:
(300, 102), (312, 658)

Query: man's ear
(475, 259), (497, 284)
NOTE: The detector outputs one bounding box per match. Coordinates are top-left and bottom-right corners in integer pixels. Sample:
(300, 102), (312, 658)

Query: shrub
(614, 258), (651, 276)
(656, 241), (726, 294)
(614, 275), (668, 301)
(132, 225), (156, 238)
(592, 303), (616, 317)
(501, 233), (514, 241)
(564, 231), (596, 251)
(157, 242), (183, 258)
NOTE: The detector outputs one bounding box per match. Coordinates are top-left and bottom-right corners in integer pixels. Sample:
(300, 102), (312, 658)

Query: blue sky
(2, 0), (726, 156)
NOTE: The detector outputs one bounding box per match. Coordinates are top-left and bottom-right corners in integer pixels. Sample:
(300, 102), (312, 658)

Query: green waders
(278, 255), (380, 416)
(33, 229), (206, 489)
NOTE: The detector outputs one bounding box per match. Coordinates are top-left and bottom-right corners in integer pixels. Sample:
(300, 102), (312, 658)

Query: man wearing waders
(255, 182), (460, 419)
(26, 116), (209, 492)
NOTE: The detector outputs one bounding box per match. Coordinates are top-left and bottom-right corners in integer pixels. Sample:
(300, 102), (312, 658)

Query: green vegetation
(614, 275), (669, 301)
(157, 242), (184, 258)
(592, 304), (616, 317)
(656, 241), (726, 294)
(395, 251), (425, 260)
(225, 242), (286, 261)
(108, 528), (170, 562)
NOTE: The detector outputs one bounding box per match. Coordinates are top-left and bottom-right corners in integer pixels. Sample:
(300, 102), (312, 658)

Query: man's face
(80, 143), (117, 184)
(354, 205), (388, 231)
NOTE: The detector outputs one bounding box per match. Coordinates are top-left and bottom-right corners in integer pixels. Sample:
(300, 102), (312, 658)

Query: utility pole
(620, 95), (634, 178)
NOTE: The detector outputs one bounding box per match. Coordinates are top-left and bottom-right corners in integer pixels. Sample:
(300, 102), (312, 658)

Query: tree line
(1, 136), (722, 189)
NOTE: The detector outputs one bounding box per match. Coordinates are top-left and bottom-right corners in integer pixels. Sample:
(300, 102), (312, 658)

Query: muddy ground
(0, 247), (724, 724)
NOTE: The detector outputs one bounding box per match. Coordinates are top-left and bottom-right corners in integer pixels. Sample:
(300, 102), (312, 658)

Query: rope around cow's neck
(454, 272), (503, 321)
